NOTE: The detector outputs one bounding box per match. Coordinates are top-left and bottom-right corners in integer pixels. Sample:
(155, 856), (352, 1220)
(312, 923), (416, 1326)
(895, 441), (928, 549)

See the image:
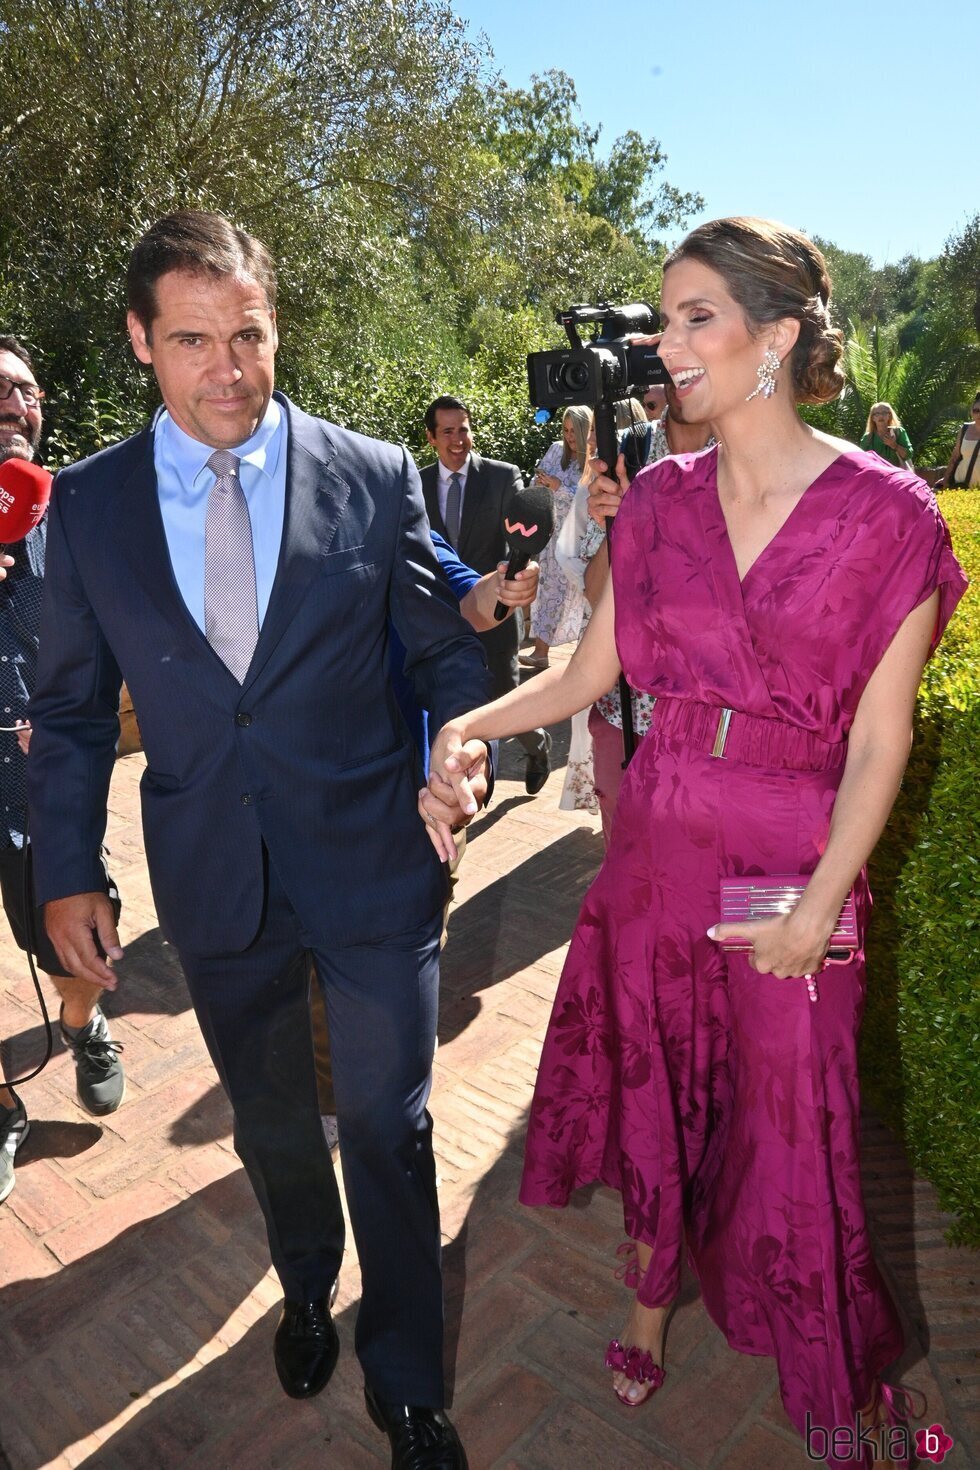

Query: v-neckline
(711, 446), (854, 587)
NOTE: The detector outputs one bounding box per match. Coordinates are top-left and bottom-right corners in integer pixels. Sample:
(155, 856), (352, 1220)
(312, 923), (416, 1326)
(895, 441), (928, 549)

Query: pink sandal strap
(613, 1241), (640, 1289)
(880, 1382), (926, 1422)
(604, 1338), (666, 1389)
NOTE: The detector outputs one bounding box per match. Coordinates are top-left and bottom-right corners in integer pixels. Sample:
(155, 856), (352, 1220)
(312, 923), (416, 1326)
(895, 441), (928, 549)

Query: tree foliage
(0, 4), (696, 467)
(804, 312), (980, 466)
(935, 214), (980, 340)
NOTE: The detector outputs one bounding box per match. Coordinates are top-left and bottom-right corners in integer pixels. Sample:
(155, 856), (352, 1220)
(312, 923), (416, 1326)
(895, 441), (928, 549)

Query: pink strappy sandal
(861, 1381), (928, 1469)
(606, 1241), (673, 1407)
(604, 1338), (667, 1406)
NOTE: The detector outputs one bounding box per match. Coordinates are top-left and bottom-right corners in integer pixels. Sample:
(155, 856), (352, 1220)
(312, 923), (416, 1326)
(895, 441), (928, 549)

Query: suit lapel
(241, 395), (351, 691)
(458, 454), (494, 567)
(421, 464), (447, 540)
(108, 428), (220, 662)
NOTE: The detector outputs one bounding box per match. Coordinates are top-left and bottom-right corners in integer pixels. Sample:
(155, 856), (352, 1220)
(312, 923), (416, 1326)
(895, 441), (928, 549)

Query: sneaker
(60, 1006), (125, 1116)
(0, 1093), (29, 1203)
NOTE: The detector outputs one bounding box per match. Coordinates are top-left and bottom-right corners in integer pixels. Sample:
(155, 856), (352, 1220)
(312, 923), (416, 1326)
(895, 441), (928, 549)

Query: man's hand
(462, 561), (539, 631)
(495, 559), (538, 609)
(45, 892), (124, 988)
(418, 733), (489, 861)
(587, 453), (631, 524)
(0, 553), (13, 582)
(15, 719), (31, 754)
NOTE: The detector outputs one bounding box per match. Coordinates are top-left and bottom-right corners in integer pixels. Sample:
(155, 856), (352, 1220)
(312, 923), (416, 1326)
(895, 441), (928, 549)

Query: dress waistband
(644, 697), (847, 773)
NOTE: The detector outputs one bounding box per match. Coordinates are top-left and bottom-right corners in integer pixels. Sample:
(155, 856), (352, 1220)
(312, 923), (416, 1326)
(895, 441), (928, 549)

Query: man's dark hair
(0, 335), (36, 374)
(127, 210), (278, 335)
(424, 395), (471, 436)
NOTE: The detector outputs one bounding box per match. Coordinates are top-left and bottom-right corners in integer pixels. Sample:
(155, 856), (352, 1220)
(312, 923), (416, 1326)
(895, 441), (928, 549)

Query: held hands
(708, 912), (833, 981)
(587, 454), (631, 525)
(418, 727), (490, 862)
(45, 892), (124, 989)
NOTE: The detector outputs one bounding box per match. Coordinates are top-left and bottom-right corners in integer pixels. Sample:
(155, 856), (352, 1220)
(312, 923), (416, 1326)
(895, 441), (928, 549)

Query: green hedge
(862, 489), (980, 1244)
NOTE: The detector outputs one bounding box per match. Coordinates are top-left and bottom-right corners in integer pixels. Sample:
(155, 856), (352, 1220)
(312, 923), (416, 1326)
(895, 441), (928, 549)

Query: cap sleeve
(869, 476), (968, 661)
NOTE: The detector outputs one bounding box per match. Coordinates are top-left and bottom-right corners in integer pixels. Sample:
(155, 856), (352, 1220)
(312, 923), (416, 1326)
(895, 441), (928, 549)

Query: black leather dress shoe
(274, 1297), (339, 1399)
(524, 731), (553, 795)
(364, 1385), (468, 1469)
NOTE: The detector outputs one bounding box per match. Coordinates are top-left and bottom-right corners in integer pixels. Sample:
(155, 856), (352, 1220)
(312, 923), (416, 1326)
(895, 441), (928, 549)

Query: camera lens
(559, 360), (591, 392)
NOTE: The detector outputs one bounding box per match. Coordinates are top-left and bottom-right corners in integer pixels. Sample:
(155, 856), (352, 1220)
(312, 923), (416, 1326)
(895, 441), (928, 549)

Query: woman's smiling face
(658, 257), (778, 420)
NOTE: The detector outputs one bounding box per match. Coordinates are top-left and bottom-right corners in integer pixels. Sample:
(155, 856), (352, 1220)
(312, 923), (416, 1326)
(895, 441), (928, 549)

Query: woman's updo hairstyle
(663, 217), (846, 405)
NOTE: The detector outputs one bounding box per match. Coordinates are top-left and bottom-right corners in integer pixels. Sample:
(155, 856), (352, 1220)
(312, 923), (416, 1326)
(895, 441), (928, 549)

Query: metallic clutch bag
(718, 876), (859, 963)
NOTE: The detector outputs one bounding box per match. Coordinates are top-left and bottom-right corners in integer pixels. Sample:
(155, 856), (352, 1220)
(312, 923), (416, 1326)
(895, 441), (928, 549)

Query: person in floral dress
(421, 218), (966, 1470)
(521, 406), (591, 669)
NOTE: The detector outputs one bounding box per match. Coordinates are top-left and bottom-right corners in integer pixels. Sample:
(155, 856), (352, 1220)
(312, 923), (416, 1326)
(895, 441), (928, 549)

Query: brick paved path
(1, 681), (977, 1468)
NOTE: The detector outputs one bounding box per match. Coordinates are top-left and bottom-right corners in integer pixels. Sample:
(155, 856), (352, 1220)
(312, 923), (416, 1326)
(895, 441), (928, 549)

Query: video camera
(526, 302), (668, 412)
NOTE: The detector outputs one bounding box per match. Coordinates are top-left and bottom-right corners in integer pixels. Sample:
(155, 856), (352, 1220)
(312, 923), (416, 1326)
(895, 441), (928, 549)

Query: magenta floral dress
(519, 446), (966, 1456)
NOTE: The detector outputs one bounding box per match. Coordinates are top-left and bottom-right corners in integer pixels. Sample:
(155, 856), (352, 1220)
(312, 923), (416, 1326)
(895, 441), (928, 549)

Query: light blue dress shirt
(153, 398), (286, 633)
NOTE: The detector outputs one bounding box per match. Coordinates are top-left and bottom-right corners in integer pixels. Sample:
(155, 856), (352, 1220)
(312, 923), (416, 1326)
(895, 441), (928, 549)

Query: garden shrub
(863, 489), (980, 1243)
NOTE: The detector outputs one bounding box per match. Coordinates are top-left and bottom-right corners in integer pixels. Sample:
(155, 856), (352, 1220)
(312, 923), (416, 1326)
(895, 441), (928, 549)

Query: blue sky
(450, 0), (971, 267)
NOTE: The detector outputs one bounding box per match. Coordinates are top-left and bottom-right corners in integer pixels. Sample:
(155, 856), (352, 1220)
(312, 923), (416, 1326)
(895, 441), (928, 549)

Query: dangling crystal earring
(746, 347), (780, 401)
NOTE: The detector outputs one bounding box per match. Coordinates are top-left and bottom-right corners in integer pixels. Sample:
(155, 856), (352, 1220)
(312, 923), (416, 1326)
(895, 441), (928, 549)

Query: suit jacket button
(236, 712), (252, 727)
(240, 792), (253, 805)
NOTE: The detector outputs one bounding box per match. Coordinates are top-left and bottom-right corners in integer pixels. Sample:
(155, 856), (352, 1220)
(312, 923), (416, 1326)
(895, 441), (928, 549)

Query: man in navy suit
(27, 211), (489, 1468)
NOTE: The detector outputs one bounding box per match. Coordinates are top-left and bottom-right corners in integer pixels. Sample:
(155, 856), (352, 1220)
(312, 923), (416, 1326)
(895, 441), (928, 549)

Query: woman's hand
(708, 912), (833, 981)
(587, 453), (631, 524)
(419, 722), (489, 860)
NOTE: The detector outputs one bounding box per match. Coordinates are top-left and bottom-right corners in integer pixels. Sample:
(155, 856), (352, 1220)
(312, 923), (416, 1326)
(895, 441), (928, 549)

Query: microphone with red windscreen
(493, 483), (556, 621)
(0, 459), (53, 543)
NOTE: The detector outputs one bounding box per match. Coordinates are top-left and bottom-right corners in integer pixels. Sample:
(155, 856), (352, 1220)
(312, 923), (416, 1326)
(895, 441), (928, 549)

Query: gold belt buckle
(711, 707), (734, 759)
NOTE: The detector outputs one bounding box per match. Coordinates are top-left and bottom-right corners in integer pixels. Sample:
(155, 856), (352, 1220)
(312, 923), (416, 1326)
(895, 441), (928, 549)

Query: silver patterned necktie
(445, 471), (462, 549)
(204, 449), (258, 683)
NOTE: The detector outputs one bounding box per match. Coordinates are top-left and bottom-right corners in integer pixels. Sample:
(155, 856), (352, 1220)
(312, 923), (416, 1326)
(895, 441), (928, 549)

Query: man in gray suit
(420, 396), (551, 794)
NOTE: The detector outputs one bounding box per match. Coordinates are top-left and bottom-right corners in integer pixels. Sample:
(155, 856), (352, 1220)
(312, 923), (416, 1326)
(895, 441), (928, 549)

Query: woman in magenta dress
(421, 218), (967, 1468)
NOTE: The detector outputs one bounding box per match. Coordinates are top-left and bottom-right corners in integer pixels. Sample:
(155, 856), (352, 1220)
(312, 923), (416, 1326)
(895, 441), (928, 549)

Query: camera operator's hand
(45, 892), (125, 989)
(587, 453), (631, 525)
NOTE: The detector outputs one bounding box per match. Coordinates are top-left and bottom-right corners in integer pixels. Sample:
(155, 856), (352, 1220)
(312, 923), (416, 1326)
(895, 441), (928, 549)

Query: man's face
(642, 386), (666, 421)
(128, 269), (278, 450)
(0, 349), (43, 463)
(426, 409), (473, 472)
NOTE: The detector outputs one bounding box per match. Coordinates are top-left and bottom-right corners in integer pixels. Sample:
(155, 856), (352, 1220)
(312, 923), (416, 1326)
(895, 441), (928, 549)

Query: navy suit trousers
(178, 857), (445, 1406)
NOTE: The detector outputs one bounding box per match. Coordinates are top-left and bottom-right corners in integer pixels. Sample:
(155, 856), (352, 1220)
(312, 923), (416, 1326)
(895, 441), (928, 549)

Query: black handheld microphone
(493, 483), (556, 621)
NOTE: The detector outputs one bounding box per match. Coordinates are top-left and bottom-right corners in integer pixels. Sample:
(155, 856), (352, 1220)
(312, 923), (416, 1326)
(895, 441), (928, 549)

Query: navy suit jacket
(27, 394), (492, 957)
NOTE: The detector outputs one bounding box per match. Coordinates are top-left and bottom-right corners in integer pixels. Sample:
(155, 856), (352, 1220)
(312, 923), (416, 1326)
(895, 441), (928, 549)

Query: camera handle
(594, 399), (637, 770)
